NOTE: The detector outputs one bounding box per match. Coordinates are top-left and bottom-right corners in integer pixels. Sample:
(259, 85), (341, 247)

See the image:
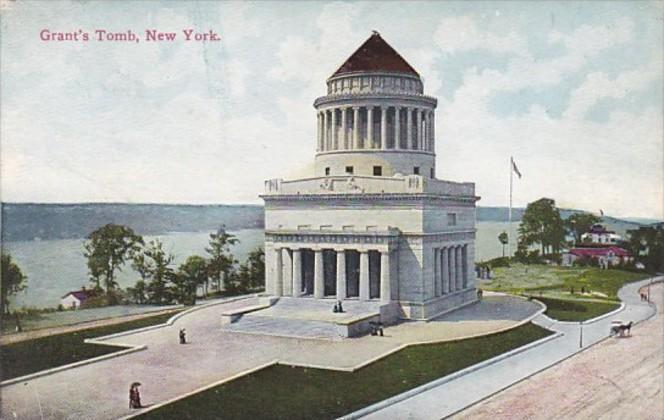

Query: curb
(0, 294), (257, 387)
(118, 360), (280, 420)
(340, 331), (563, 419)
(0, 343), (147, 387)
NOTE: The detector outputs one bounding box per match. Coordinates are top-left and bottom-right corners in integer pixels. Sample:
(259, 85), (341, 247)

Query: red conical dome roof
(331, 31), (420, 78)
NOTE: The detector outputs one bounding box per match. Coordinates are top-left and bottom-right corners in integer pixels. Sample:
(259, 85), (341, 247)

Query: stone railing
(263, 175), (474, 197)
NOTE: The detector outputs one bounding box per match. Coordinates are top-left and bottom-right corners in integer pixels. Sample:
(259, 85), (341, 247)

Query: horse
(610, 321), (632, 337)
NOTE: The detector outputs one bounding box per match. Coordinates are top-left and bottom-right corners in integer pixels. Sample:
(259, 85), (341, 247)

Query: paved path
(0, 295), (537, 420)
(356, 277), (660, 420)
(453, 282), (663, 420)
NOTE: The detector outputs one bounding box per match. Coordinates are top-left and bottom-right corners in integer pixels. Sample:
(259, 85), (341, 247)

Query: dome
(331, 31), (420, 78)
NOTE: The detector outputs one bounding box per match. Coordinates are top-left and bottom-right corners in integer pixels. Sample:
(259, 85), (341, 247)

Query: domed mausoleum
(261, 32), (479, 321)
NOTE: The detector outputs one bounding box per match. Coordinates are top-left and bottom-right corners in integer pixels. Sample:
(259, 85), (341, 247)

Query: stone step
(221, 314), (343, 339)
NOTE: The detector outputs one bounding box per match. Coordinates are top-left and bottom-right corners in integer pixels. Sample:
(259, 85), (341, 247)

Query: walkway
(453, 282), (663, 420)
(353, 277), (660, 420)
(0, 295), (537, 420)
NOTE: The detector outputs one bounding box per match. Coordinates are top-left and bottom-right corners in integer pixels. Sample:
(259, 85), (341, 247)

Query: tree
(174, 255), (208, 305)
(84, 224), (143, 298)
(518, 198), (566, 256)
(1, 253), (27, 316)
(565, 212), (601, 244)
(228, 247), (265, 294)
(206, 227), (238, 294)
(127, 280), (147, 304)
(498, 231), (509, 258)
(627, 225), (664, 273)
(245, 247), (265, 290)
(132, 239), (175, 304)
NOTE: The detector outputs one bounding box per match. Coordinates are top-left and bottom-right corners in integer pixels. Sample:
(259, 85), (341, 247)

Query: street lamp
(579, 321), (583, 349)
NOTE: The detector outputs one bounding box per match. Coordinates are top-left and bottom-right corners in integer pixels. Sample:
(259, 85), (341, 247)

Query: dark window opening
(373, 166), (382, 176)
(430, 168), (435, 178)
(325, 167), (330, 176)
(345, 166), (354, 174)
(413, 166), (420, 175)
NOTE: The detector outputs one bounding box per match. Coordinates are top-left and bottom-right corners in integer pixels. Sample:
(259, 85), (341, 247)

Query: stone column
(462, 245), (468, 289)
(321, 111), (327, 151)
(430, 111), (435, 153)
(316, 111), (323, 152)
(380, 106), (387, 149)
(442, 247), (449, 294)
(359, 250), (370, 301)
(380, 250), (391, 303)
(340, 107), (347, 150)
(424, 111), (430, 151)
(274, 248), (283, 297)
(367, 106), (374, 149)
(416, 108), (422, 150)
(455, 246), (463, 290)
(353, 107), (360, 149)
(292, 249), (302, 297)
(336, 249), (347, 300)
(406, 107), (413, 150)
(449, 246), (456, 292)
(433, 248), (440, 297)
(282, 248), (292, 296)
(331, 108), (337, 150)
(314, 249), (324, 299)
(394, 106), (401, 150)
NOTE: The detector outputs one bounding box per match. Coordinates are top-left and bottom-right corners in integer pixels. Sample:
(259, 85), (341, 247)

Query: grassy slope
(537, 297), (620, 322)
(482, 264), (647, 300)
(0, 311), (177, 381)
(138, 323), (552, 420)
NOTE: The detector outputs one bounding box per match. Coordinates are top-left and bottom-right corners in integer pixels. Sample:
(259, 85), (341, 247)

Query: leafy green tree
(228, 247), (265, 294)
(627, 225), (664, 273)
(498, 231), (509, 258)
(206, 227), (238, 294)
(245, 247), (265, 290)
(565, 212), (601, 244)
(83, 224), (143, 298)
(174, 255), (208, 305)
(132, 239), (175, 304)
(1, 253), (27, 316)
(518, 198), (566, 256)
(127, 280), (147, 304)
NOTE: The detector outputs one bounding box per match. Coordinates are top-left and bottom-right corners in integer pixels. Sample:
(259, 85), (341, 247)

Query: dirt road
(453, 282), (663, 420)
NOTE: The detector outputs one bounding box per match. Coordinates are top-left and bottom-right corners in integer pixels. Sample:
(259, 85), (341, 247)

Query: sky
(1, 1), (662, 219)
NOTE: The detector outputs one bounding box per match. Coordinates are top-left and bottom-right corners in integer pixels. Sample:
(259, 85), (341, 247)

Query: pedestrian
(338, 300), (344, 313)
(129, 383), (142, 409)
(179, 328), (186, 344)
(333, 302), (339, 313)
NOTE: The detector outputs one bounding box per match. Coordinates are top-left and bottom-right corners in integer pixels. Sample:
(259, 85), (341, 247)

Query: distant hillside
(1, 203), (264, 242)
(1, 203), (648, 242)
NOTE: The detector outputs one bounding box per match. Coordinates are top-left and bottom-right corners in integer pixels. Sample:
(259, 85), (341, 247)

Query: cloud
(564, 61), (662, 119)
(433, 16), (527, 56)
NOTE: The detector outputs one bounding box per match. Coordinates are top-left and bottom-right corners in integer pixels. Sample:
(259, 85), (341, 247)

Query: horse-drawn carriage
(610, 320), (632, 337)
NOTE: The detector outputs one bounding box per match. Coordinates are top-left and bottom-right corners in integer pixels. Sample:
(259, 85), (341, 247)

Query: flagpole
(508, 156), (513, 258)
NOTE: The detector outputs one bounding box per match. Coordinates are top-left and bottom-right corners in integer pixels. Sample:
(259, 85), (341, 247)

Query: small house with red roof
(61, 287), (95, 309)
(562, 246), (632, 268)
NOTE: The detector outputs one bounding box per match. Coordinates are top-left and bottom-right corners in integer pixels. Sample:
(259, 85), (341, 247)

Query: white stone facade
(260, 33), (479, 320)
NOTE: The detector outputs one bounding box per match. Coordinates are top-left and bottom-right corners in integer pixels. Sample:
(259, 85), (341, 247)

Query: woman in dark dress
(129, 383), (142, 408)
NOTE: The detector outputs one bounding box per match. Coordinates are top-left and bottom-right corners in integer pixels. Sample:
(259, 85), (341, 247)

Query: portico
(268, 232), (397, 304)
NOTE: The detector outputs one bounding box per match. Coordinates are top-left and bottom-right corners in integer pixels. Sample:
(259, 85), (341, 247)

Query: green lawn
(138, 323), (552, 420)
(0, 311), (179, 381)
(535, 296), (620, 322)
(481, 264), (647, 301)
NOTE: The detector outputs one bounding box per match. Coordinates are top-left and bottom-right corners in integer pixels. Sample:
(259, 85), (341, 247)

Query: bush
(486, 257), (510, 268)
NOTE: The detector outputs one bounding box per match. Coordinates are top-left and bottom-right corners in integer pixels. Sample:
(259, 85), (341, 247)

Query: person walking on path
(179, 328), (186, 344)
(129, 383), (142, 409)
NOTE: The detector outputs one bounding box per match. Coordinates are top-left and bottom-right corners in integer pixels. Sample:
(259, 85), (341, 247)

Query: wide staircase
(220, 297), (386, 340)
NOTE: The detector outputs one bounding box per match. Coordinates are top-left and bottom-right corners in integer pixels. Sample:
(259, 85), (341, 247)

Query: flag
(511, 157), (522, 179)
